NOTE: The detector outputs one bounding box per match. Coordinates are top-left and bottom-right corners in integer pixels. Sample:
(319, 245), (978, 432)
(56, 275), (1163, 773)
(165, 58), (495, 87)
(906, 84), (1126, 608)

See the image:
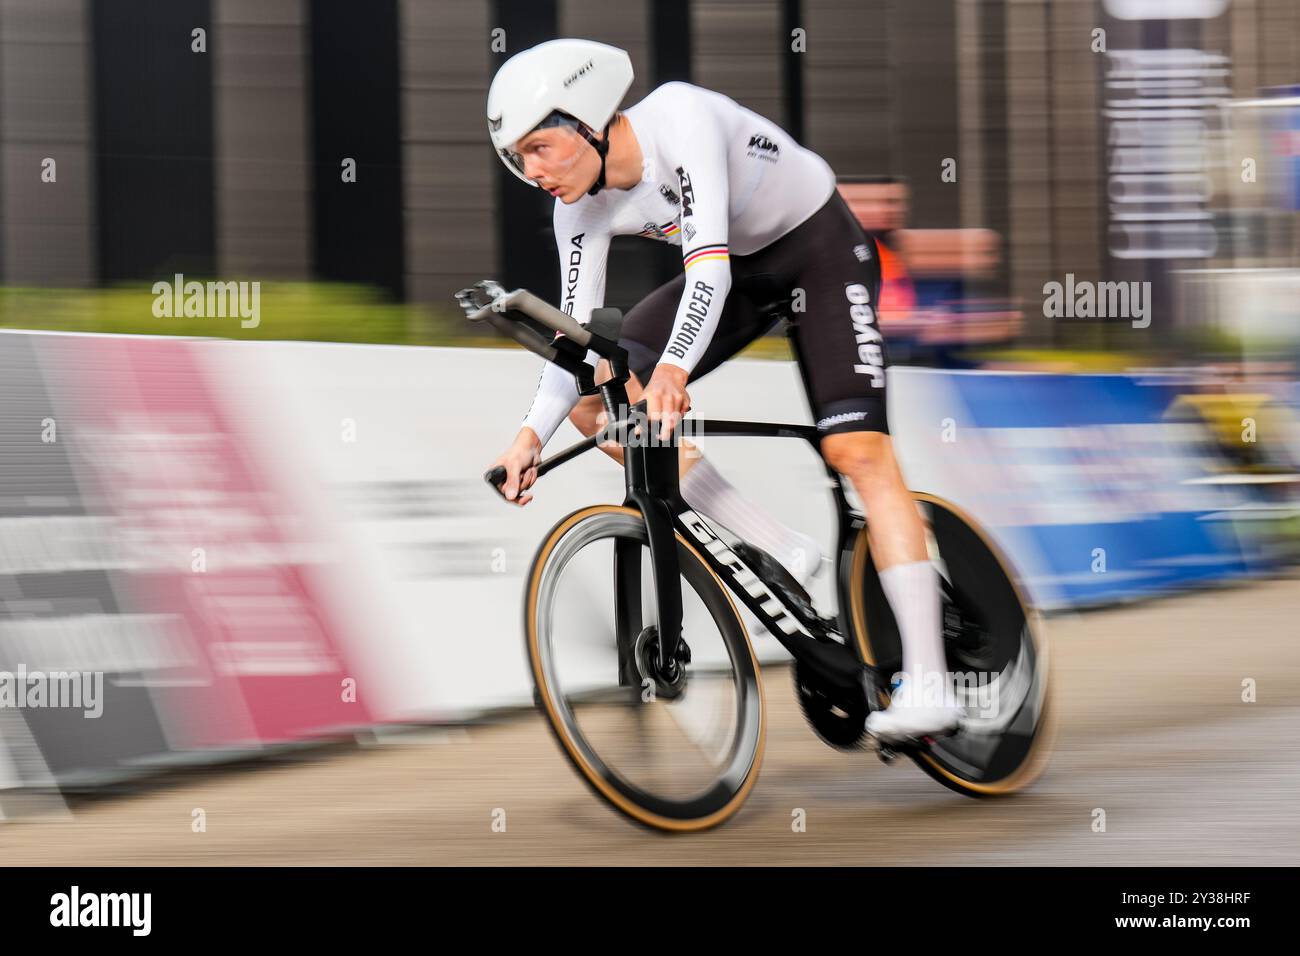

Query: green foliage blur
(0, 281), (800, 361)
(0, 282), (501, 348)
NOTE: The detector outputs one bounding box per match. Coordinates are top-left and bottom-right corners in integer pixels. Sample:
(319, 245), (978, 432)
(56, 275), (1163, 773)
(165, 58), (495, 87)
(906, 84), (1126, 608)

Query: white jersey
(521, 81), (837, 446)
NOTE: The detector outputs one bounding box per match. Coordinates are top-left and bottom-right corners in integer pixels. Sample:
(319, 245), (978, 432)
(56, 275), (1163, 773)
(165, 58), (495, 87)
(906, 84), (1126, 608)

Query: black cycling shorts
(618, 189), (890, 437)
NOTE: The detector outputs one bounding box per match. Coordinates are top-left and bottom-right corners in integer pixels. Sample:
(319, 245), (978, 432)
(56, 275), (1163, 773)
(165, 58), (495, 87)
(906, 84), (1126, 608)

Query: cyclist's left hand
(644, 364), (692, 441)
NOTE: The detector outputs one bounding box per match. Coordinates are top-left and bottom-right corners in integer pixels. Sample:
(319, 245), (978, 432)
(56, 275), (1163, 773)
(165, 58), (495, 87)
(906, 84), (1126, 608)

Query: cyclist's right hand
(490, 429), (542, 506)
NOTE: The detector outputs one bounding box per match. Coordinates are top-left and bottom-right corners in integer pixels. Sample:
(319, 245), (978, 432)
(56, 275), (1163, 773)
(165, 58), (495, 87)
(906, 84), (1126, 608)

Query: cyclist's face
(513, 127), (597, 202)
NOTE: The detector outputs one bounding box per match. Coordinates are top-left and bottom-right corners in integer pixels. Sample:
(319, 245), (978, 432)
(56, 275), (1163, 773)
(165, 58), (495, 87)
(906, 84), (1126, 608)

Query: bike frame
(462, 282), (1055, 794)
(456, 281), (873, 696)
(548, 322), (870, 696)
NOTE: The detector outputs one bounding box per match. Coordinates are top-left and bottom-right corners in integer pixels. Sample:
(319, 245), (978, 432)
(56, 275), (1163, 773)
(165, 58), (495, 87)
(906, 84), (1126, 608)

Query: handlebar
(483, 399), (654, 502)
(459, 279), (637, 501)
(454, 280), (626, 366)
(456, 279), (592, 343)
(484, 464), (509, 498)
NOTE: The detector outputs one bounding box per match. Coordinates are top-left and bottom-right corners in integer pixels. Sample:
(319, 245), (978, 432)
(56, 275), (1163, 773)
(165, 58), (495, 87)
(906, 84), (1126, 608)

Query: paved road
(2, 573), (1297, 865)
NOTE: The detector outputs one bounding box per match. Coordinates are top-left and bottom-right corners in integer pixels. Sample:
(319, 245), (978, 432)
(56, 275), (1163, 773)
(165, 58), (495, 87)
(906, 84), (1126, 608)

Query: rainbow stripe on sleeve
(683, 244), (729, 269)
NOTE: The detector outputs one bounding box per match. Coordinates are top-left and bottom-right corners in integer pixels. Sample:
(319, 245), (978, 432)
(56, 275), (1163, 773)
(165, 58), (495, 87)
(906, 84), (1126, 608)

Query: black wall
(492, 0), (560, 303)
(92, 0), (215, 282)
(309, 0), (405, 299)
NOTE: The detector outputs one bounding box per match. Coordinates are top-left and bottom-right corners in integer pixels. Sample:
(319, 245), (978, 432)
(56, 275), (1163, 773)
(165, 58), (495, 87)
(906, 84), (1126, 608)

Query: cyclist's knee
(568, 394), (604, 437)
(820, 431), (895, 482)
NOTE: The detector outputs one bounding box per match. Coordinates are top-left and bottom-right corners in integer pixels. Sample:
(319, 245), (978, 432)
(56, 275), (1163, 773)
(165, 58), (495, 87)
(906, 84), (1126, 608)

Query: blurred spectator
(838, 175), (1019, 367)
(837, 175), (918, 328)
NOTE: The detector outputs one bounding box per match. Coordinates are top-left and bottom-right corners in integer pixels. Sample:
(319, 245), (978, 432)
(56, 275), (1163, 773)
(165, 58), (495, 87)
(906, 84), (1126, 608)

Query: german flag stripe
(683, 244), (728, 268)
(638, 220), (681, 239)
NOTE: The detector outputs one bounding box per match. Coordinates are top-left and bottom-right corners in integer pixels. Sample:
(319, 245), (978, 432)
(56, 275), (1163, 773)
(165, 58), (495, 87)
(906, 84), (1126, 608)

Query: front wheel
(525, 505), (766, 831)
(849, 493), (1056, 796)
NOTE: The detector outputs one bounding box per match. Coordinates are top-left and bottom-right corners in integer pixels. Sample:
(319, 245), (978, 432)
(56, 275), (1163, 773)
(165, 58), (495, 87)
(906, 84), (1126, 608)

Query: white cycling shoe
(865, 676), (963, 745)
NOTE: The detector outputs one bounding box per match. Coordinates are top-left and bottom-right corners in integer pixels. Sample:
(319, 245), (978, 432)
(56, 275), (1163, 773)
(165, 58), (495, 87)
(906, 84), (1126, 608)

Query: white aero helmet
(487, 38), (634, 193)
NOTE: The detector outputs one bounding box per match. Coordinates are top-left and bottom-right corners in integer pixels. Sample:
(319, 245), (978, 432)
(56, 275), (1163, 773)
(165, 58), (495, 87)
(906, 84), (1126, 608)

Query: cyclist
(484, 39), (960, 744)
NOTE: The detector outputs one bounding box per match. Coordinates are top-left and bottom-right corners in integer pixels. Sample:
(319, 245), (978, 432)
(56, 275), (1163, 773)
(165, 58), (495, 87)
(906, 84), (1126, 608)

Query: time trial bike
(456, 279), (1055, 832)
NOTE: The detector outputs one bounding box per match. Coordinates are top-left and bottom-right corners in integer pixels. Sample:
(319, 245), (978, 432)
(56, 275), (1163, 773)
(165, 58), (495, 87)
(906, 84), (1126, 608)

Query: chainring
(794, 658), (869, 751)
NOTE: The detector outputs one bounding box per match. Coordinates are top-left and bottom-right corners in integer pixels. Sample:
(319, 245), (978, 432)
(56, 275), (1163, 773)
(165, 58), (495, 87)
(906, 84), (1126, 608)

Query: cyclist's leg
(629, 275), (825, 580)
(782, 205), (905, 556)
(567, 270), (821, 581)
(566, 274), (677, 454)
(567, 277), (676, 458)
(786, 193), (957, 735)
(568, 270), (774, 466)
(620, 276), (783, 388)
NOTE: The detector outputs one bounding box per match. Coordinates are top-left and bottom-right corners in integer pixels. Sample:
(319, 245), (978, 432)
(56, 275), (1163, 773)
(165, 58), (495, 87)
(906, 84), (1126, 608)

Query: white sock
(877, 559), (949, 709)
(680, 455), (822, 581)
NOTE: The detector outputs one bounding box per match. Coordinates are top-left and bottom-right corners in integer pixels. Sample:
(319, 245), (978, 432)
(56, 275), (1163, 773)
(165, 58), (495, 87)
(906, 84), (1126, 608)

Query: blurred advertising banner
(1268, 85), (1300, 212)
(0, 332), (174, 788)
(895, 370), (1261, 610)
(0, 330), (1278, 788)
(0, 331), (374, 788)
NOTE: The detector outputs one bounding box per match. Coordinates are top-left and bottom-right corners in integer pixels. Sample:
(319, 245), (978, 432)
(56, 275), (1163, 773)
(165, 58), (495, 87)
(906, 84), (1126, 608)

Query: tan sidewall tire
(848, 493), (1056, 796)
(525, 504), (767, 831)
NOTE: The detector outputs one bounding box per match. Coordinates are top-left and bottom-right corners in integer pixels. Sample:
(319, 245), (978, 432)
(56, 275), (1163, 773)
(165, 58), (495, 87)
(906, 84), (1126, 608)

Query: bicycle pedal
(865, 709), (963, 756)
(923, 723), (963, 745)
(895, 727), (962, 758)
